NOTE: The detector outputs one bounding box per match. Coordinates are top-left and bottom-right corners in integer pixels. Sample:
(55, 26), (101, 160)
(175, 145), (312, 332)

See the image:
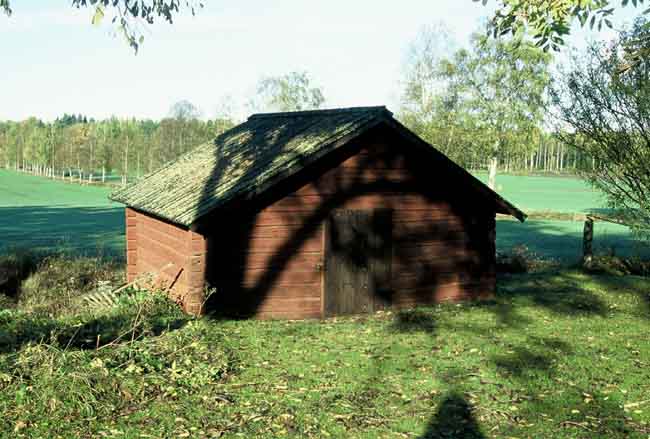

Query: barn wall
(199, 125), (497, 319)
(204, 214), (324, 319)
(125, 207), (205, 314)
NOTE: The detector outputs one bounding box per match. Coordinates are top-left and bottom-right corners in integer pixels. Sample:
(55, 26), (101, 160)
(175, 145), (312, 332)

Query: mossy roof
(110, 106), (525, 226)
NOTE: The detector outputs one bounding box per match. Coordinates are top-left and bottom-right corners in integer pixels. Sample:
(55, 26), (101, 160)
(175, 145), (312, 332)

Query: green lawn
(474, 172), (607, 214)
(1, 271), (649, 438)
(0, 169), (124, 255)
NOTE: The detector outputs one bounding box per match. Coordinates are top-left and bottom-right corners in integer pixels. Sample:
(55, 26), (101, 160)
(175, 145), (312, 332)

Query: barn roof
(110, 106), (525, 226)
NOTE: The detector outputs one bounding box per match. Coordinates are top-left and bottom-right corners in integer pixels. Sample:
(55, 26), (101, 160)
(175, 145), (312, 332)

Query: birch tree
(439, 33), (551, 189)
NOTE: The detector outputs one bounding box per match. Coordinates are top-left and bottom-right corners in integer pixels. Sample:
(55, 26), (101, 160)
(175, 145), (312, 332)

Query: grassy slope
(0, 170), (124, 255)
(1, 271), (649, 438)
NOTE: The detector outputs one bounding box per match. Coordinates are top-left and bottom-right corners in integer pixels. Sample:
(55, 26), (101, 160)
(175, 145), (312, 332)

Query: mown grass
(1, 265), (649, 438)
(0, 169), (124, 254)
(473, 172), (607, 214)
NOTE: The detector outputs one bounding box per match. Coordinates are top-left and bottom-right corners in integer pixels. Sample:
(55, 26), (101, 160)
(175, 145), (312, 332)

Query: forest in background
(0, 102), (595, 187)
(0, 107), (234, 185)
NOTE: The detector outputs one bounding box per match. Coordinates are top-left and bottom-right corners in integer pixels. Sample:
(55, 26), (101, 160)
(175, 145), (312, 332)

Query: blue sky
(0, 1), (640, 121)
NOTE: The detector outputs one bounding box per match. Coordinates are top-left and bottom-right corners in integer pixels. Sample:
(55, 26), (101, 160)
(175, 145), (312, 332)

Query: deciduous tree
(553, 19), (650, 234)
(252, 72), (325, 113)
(401, 29), (551, 188)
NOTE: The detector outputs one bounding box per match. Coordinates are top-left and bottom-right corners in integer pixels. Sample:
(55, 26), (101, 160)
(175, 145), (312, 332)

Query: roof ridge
(248, 106), (392, 121)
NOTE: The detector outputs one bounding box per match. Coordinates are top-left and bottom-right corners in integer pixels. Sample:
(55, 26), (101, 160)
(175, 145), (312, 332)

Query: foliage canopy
(252, 72), (326, 113)
(400, 28), (551, 187)
(0, 0), (203, 52)
(479, 0), (650, 71)
(553, 19), (650, 235)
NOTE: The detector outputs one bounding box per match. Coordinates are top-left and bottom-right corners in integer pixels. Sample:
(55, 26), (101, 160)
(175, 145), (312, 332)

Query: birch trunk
(487, 137), (499, 190)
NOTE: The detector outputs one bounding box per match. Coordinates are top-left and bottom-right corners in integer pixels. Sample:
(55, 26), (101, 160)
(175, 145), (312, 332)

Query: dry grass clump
(0, 249), (123, 316)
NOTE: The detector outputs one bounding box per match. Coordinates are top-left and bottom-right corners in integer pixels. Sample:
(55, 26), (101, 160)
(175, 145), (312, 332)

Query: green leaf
(91, 6), (104, 26)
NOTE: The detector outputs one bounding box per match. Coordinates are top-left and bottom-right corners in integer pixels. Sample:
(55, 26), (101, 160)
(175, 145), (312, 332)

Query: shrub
(0, 249), (38, 299)
(17, 253), (123, 317)
(582, 255), (650, 277)
(0, 298), (228, 437)
(496, 245), (560, 274)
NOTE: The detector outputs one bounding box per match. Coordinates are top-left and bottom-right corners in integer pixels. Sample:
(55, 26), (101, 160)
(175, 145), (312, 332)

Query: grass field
(1, 270), (649, 438)
(0, 169), (124, 255)
(475, 172), (607, 214)
(1, 169), (647, 263)
(473, 172), (649, 261)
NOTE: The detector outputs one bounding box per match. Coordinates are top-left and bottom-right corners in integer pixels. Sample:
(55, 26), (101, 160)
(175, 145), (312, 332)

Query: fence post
(583, 217), (594, 266)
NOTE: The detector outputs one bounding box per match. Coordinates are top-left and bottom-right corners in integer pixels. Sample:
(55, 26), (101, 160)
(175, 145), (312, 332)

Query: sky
(0, 1), (641, 122)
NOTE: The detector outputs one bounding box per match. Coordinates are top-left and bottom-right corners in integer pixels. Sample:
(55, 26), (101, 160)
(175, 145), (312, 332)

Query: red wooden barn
(111, 107), (525, 318)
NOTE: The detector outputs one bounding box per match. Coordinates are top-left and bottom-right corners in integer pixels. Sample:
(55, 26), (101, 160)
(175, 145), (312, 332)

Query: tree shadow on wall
(199, 121), (498, 318)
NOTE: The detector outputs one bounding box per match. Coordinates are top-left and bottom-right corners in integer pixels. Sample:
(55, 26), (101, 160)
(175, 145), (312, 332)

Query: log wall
(199, 125), (497, 318)
(125, 208), (205, 314)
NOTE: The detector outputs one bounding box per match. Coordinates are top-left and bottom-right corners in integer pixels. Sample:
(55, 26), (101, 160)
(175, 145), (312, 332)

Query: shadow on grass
(494, 272), (610, 322)
(587, 274), (650, 318)
(0, 205), (124, 256)
(497, 218), (650, 263)
(419, 392), (485, 439)
(390, 308), (437, 334)
(489, 333), (641, 437)
(495, 271), (650, 322)
(389, 270), (650, 437)
(492, 336), (572, 378)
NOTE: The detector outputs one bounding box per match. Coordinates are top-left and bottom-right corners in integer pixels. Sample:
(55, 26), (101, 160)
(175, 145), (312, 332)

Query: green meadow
(474, 173), (647, 262)
(0, 169), (124, 255)
(1, 169), (645, 263)
(475, 172), (607, 214)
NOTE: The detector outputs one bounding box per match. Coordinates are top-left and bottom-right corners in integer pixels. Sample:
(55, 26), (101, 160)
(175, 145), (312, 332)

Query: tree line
(0, 107), (234, 185)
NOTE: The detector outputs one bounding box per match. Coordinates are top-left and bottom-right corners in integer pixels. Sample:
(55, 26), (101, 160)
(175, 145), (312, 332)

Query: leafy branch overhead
(0, 0), (203, 53)
(478, 0), (650, 71)
(553, 19), (650, 237)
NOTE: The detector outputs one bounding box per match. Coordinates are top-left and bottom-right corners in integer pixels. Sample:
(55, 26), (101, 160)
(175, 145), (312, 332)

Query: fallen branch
(165, 267), (184, 293)
(560, 420), (594, 431)
(111, 262), (175, 295)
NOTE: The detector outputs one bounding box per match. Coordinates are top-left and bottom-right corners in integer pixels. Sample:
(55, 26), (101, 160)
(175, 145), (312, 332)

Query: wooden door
(324, 209), (392, 316)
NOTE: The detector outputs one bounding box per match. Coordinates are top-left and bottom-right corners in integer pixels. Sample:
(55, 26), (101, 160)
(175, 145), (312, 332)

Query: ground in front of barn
(1, 257), (649, 438)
